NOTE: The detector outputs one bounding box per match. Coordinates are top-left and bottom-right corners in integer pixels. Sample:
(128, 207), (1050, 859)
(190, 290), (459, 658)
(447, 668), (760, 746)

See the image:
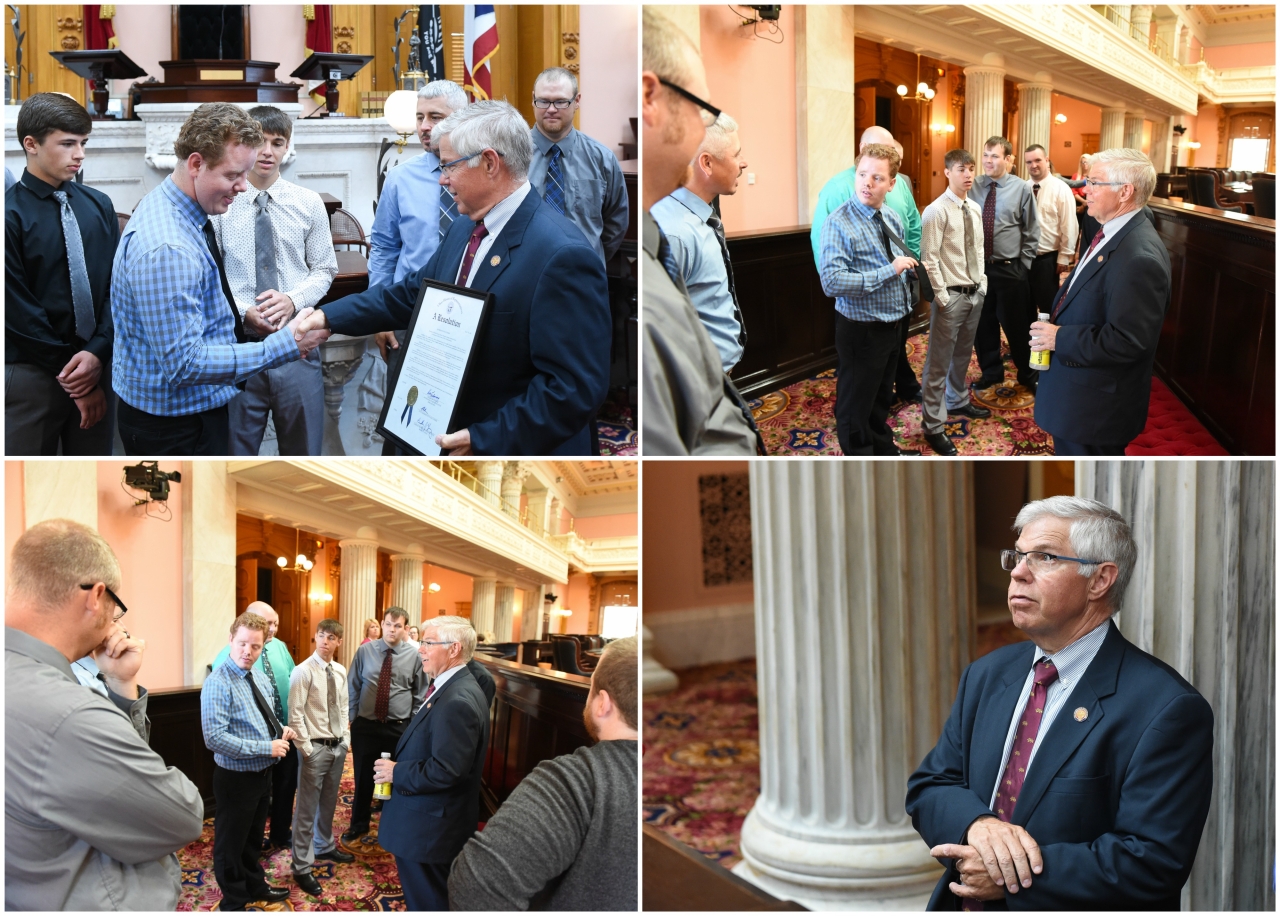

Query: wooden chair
(116, 212), (130, 235)
(1252, 177), (1275, 219)
(330, 207), (369, 255)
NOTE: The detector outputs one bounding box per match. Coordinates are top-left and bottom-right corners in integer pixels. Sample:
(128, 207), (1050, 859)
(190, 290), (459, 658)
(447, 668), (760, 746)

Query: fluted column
(527, 489), (554, 536)
(1017, 78), (1053, 178)
(493, 585), (516, 643)
(549, 497), (562, 535)
(1177, 25), (1192, 65)
(1112, 5), (1132, 31)
(1077, 461), (1274, 911)
(389, 544), (426, 621)
(1154, 17), (1177, 62)
(1100, 107), (1126, 151)
(734, 463), (975, 909)
(338, 527), (380, 667)
(471, 576), (497, 642)
(1130, 5), (1153, 44)
(963, 57), (1005, 162)
(1150, 115), (1173, 174)
(1123, 112), (1145, 150)
(476, 461), (503, 508)
(643, 625), (679, 694)
(500, 461), (529, 519)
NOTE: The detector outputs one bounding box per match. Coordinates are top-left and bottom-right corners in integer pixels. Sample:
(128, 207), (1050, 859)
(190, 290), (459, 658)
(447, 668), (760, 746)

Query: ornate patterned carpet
(177, 756), (405, 912)
(599, 401), (638, 456)
(643, 662), (760, 870)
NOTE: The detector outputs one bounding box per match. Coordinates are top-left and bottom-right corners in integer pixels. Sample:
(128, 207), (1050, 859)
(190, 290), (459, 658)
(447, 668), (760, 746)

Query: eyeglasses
(657, 77), (722, 127)
(421, 640), (457, 647)
(533, 98), (575, 110)
(80, 582), (128, 621)
(1083, 178), (1128, 188)
(440, 149), (504, 174)
(1001, 549), (1106, 575)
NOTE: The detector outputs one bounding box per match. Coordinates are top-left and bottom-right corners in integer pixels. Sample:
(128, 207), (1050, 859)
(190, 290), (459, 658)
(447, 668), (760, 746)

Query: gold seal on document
(490, 255), (501, 266)
(1073, 707), (1088, 721)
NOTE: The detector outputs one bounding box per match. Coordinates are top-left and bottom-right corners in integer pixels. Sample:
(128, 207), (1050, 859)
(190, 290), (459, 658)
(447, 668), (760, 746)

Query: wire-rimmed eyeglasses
(1001, 549), (1106, 575)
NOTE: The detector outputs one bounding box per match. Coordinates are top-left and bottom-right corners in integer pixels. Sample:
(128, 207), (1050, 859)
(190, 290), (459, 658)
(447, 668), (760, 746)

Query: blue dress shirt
(370, 151), (446, 288)
(200, 656), (280, 771)
(818, 196), (913, 323)
(649, 187), (742, 372)
(110, 177), (298, 416)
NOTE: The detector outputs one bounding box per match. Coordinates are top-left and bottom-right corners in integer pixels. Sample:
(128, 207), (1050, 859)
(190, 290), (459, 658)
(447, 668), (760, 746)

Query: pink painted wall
(110, 5), (170, 96)
(4, 463), (24, 563)
(580, 4), (639, 158)
(643, 459), (754, 614)
(1048, 93), (1102, 176)
(1203, 42), (1276, 70)
(571, 512), (637, 538)
(699, 4), (798, 232)
(250, 5), (308, 89)
(420, 563), (474, 622)
(560, 572), (593, 634)
(1187, 103), (1222, 167)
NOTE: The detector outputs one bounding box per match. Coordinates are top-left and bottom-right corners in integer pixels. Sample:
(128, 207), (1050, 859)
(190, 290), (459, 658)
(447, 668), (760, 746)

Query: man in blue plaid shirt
(819, 143), (920, 456)
(201, 611), (298, 910)
(111, 103), (330, 455)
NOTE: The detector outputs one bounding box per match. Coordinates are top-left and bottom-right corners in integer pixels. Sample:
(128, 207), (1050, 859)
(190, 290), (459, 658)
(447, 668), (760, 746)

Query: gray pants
(291, 742), (348, 875)
(921, 289), (985, 435)
(5, 360), (115, 455)
(228, 349), (323, 455)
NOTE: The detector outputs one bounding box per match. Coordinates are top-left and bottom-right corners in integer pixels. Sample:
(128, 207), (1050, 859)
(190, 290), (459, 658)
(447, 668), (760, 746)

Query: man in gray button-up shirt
(527, 67), (630, 264)
(6, 519), (204, 910)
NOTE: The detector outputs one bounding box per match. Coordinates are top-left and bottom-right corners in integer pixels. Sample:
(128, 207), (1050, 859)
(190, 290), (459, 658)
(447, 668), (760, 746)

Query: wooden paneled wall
(5, 5), (87, 106)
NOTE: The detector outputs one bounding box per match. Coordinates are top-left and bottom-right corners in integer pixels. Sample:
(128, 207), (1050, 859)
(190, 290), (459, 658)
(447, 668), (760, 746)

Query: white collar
(476, 181), (531, 238)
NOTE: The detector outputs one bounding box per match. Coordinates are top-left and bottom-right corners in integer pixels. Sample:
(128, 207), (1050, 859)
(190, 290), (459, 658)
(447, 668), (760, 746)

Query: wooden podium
(136, 60), (301, 105)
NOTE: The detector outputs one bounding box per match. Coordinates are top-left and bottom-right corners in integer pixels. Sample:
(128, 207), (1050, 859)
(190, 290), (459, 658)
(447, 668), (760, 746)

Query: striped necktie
(544, 144), (566, 215)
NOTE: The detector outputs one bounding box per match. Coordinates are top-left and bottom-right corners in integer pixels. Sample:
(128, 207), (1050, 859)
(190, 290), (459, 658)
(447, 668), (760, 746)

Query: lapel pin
(1073, 707), (1088, 722)
(1096, 255), (1104, 263)
(490, 255), (501, 266)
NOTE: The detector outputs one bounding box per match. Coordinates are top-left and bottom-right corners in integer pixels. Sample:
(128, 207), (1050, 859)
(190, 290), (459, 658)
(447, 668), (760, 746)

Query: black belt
(947, 285), (980, 295)
(1034, 251), (1058, 260)
(312, 737), (342, 747)
(988, 257), (1019, 265)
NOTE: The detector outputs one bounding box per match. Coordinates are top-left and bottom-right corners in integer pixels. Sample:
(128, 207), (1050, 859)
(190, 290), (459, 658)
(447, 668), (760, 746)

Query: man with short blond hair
(1023, 144), (1078, 322)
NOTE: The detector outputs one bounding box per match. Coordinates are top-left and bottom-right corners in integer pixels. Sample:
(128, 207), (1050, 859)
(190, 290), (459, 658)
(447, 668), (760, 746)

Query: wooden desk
(146, 686), (218, 816)
(319, 192), (342, 217)
(319, 250), (369, 305)
(643, 826), (807, 911)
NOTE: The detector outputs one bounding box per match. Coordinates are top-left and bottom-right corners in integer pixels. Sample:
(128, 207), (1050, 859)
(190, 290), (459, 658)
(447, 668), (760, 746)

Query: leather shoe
(949, 402), (991, 420)
(341, 828), (367, 844)
(924, 432), (958, 456)
(897, 447), (921, 456)
(317, 848), (356, 864)
(260, 886), (291, 903)
(295, 873), (323, 897)
(973, 376), (1003, 390)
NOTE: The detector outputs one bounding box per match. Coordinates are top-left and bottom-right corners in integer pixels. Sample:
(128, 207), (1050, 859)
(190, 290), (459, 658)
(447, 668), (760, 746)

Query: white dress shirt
(1065, 207), (1143, 294)
(459, 181), (533, 286)
(1028, 172), (1079, 264)
(919, 186), (988, 309)
(214, 176), (338, 318)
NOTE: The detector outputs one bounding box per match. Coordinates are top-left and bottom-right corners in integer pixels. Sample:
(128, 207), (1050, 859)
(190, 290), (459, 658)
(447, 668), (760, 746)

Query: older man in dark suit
(906, 496), (1213, 910)
(295, 101), (610, 456)
(373, 616), (489, 910)
(1028, 148), (1171, 455)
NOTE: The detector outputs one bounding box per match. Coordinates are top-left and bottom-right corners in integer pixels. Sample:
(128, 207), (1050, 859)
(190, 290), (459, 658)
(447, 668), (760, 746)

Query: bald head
(246, 601), (279, 642)
(860, 126), (894, 151)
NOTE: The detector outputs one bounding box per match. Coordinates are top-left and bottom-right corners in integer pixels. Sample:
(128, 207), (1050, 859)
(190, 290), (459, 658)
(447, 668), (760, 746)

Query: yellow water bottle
(1030, 312), (1051, 370)
(374, 752), (392, 798)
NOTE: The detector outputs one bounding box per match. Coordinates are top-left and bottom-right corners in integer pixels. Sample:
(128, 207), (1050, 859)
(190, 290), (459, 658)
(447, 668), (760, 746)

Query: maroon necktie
(1053, 228), (1106, 320)
(373, 646), (395, 722)
(962, 659), (1058, 912)
(456, 221), (489, 286)
(981, 182), (997, 263)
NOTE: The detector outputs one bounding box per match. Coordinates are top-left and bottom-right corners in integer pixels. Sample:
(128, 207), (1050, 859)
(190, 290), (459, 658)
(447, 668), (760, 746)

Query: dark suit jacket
(464, 658), (495, 707)
(906, 623), (1213, 910)
(1034, 210), (1170, 445)
(377, 664), (491, 865)
(321, 189), (611, 455)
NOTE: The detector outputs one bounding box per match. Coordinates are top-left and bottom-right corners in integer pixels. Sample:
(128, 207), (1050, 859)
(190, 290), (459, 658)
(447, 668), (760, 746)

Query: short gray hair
(1013, 496), (1137, 610)
(418, 79), (468, 112)
(699, 111), (739, 157)
(8, 519), (121, 611)
(425, 614), (478, 662)
(643, 7), (700, 85)
(431, 100), (533, 181)
(534, 67), (578, 98)
(1091, 148), (1156, 206)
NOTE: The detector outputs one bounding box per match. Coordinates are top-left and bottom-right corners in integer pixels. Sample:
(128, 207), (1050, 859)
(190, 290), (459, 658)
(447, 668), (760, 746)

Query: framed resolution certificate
(375, 278), (493, 456)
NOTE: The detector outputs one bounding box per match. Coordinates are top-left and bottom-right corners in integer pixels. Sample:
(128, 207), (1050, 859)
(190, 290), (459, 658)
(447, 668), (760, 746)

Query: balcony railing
(1091, 5), (1179, 64)
(426, 460), (576, 541)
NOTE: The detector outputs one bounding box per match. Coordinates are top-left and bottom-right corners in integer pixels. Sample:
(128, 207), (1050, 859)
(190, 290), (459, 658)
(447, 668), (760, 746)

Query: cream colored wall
(182, 462), (238, 687)
(24, 463), (97, 530)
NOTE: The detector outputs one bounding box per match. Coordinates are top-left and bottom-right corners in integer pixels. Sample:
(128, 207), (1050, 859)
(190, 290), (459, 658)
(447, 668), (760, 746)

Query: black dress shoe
(317, 847), (356, 864)
(897, 447), (921, 456)
(973, 376), (1003, 390)
(260, 886), (291, 902)
(295, 873), (324, 897)
(949, 402), (991, 420)
(924, 432), (958, 456)
(341, 828), (367, 844)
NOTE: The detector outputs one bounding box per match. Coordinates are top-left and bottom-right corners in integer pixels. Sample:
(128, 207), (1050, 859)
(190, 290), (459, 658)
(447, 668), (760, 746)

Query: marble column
(1100, 107), (1126, 151)
(389, 544), (426, 621)
(494, 585), (516, 643)
(476, 461), (503, 508)
(500, 461), (529, 520)
(1017, 78), (1053, 178)
(1112, 5), (1132, 32)
(182, 461), (238, 685)
(527, 489), (554, 537)
(549, 497), (562, 535)
(963, 56), (1005, 162)
(734, 463), (975, 909)
(1154, 17), (1177, 62)
(1177, 25), (1191, 65)
(471, 576), (497, 641)
(1130, 5), (1154, 45)
(1150, 115), (1173, 173)
(520, 586), (546, 640)
(338, 527), (380, 668)
(1123, 112), (1145, 150)
(24, 462), (97, 529)
(1078, 461), (1274, 911)
(643, 625), (679, 694)
(794, 5), (857, 224)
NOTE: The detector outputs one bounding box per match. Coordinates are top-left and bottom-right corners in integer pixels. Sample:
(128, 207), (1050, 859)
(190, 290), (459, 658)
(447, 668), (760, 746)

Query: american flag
(463, 4), (498, 101)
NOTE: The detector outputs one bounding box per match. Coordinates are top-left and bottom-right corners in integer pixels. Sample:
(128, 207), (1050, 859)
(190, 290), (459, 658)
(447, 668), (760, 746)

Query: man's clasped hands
(930, 816), (1044, 902)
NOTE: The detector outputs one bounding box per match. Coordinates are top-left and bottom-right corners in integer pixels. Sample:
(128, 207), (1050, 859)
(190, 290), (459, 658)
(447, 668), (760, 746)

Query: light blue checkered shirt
(111, 177), (298, 416)
(818, 196), (913, 323)
(201, 656), (279, 772)
(987, 619), (1111, 809)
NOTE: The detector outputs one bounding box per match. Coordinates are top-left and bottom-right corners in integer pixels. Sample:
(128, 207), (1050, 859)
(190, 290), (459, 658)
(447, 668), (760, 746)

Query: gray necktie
(259, 649), (287, 724)
(961, 200), (980, 285)
(326, 664), (341, 737)
(254, 191), (278, 296)
(440, 185), (458, 242)
(52, 190), (96, 341)
(706, 212), (747, 347)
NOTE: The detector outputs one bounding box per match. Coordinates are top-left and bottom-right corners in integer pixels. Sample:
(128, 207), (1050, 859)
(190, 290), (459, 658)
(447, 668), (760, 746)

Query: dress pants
(394, 856), (452, 910)
(292, 742), (348, 875)
(5, 361), (116, 456)
(117, 398), (230, 455)
(1051, 436), (1131, 456)
(267, 740), (299, 845)
(212, 764), (275, 910)
(973, 259), (1035, 389)
(228, 349), (324, 455)
(1028, 251), (1062, 320)
(893, 312), (923, 399)
(349, 716), (408, 834)
(834, 313), (901, 456)
(921, 289), (985, 435)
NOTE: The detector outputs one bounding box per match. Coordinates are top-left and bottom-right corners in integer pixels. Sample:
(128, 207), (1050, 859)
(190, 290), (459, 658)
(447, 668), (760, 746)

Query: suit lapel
(467, 191), (539, 293)
(1054, 214), (1145, 321)
(393, 665), (473, 757)
(972, 648), (1038, 806)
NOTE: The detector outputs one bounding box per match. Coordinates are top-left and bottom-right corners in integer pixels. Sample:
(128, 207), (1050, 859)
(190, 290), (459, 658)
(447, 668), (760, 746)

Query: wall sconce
(1184, 140), (1201, 149)
(308, 591), (334, 602)
(931, 122), (956, 134)
(1054, 113), (1068, 124)
(897, 81), (935, 101)
(428, 582), (441, 593)
(277, 530), (314, 572)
